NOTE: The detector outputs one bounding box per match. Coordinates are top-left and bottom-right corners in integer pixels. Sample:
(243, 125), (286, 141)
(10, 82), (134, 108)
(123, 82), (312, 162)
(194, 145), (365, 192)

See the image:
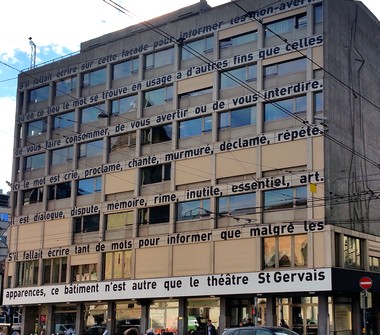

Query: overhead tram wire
(101, 0), (380, 171)
(6, 1), (379, 212)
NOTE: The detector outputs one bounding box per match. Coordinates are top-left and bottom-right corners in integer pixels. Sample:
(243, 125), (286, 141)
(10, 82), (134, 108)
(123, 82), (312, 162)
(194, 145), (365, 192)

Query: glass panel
(54, 111), (76, 129)
(294, 235), (308, 267)
(279, 236), (291, 267)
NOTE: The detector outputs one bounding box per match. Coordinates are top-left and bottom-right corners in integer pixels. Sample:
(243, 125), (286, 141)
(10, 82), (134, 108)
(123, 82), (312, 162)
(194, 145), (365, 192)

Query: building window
(111, 95), (137, 115)
(29, 85), (49, 103)
(145, 48), (174, 68)
(264, 186), (307, 211)
(48, 182), (72, 200)
(113, 58), (139, 80)
(138, 205), (170, 224)
(17, 260), (39, 286)
(25, 153), (45, 170)
(218, 192), (256, 217)
(140, 164), (171, 185)
(81, 103), (106, 123)
(179, 115), (212, 138)
(314, 3), (323, 24)
(263, 234), (308, 268)
(219, 106), (256, 129)
(72, 263), (98, 281)
(79, 139), (104, 158)
(74, 214), (100, 233)
(144, 86), (173, 107)
(343, 235), (363, 269)
(263, 58), (307, 87)
(104, 251), (132, 279)
(22, 187), (43, 205)
(109, 132), (137, 153)
(53, 111), (76, 129)
(83, 68), (106, 87)
(106, 211), (134, 229)
(264, 95), (306, 122)
(314, 91), (323, 113)
(27, 119), (47, 137)
(220, 31), (257, 49)
(369, 256), (380, 272)
(142, 124), (172, 144)
(51, 146), (73, 165)
(43, 257), (67, 284)
(265, 13), (307, 38)
(220, 64), (257, 89)
(181, 36), (214, 61)
(56, 76), (77, 96)
(176, 199), (210, 221)
(77, 177), (102, 195)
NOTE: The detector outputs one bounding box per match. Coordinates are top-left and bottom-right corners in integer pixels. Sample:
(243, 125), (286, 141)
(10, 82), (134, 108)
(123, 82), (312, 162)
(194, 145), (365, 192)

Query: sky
(0, 0), (379, 194)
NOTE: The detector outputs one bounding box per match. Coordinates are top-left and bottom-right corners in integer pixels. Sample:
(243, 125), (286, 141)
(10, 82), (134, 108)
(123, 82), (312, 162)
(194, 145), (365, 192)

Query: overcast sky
(0, 0), (379, 193)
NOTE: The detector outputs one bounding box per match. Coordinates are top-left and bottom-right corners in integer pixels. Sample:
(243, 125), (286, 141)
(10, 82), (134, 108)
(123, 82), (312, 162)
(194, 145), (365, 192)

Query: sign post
(359, 277), (372, 335)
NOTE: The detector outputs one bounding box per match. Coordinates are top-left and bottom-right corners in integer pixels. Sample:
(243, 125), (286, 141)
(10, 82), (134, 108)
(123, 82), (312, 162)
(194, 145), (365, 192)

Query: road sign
(359, 276), (372, 290)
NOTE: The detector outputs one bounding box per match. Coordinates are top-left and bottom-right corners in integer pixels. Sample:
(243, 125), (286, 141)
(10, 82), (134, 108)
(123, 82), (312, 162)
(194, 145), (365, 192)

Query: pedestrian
(124, 328), (139, 335)
(280, 319), (289, 329)
(206, 320), (217, 335)
(238, 321), (244, 327)
(245, 318), (254, 327)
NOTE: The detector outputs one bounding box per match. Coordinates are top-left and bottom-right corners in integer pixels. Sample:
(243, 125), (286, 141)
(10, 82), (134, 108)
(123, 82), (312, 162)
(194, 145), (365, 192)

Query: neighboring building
(4, 0), (380, 334)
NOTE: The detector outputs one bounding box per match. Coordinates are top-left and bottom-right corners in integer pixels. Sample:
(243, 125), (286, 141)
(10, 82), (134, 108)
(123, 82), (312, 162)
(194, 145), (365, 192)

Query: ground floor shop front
(6, 269), (380, 335)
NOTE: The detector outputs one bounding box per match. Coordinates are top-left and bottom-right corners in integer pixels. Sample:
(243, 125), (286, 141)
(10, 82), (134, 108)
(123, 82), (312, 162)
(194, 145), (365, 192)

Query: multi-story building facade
(4, 0), (380, 334)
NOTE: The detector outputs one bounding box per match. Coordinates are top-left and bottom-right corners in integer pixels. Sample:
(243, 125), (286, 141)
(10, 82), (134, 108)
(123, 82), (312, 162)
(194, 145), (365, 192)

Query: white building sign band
(3, 268), (331, 305)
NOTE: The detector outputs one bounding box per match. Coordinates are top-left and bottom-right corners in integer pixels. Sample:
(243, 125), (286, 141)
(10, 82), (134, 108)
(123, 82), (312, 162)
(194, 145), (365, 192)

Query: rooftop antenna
(28, 37), (36, 69)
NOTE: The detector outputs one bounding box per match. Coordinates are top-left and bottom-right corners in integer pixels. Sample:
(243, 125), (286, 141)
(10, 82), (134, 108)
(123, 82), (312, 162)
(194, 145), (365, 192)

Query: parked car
(222, 326), (298, 335)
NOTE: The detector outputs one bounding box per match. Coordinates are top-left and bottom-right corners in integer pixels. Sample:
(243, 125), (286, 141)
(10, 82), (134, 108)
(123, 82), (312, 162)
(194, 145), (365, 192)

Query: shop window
(140, 163), (171, 185)
(142, 124), (172, 144)
(220, 31), (257, 49)
(51, 146), (73, 165)
(264, 95), (306, 122)
(113, 58), (139, 80)
(145, 48), (174, 69)
(74, 214), (100, 233)
(144, 86), (173, 107)
(263, 234), (308, 268)
(43, 257), (67, 284)
(83, 67), (106, 87)
(343, 235), (363, 269)
(265, 13), (307, 38)
(263, 186), (307, 211)
(79, 139), (104, 158)
(25, 153), (45, 170)
(176, 199), (210, 221)
(369, 256), (380, 272)
(220, 64), (257, 89)
(22, 187), (43, 205)
(104, 250), (132, 279)
(149, 300), (179, 334)
(106, 211), (134, 229)
(29, 85), (49, 103)
(81, 103), (106, 123)
(27, 118), (47, 137)
(56, 76), (77, 96)
(53, 111), (76, 129)
(109, 132), (136, 153)
(138, 205), (170, 224)
(179, 115), (212, 138)
(218, 192), (256, 217)
(77, 176), (102, 195)
(219, 106), (256, 129)
(181, 36), (214, 61)
(72, 263), (98, 281)
(48, 182), (72, 200)
(115, 302), (141, 335)
(111, 95), (137, 115)
(17, 260), (39, 286)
